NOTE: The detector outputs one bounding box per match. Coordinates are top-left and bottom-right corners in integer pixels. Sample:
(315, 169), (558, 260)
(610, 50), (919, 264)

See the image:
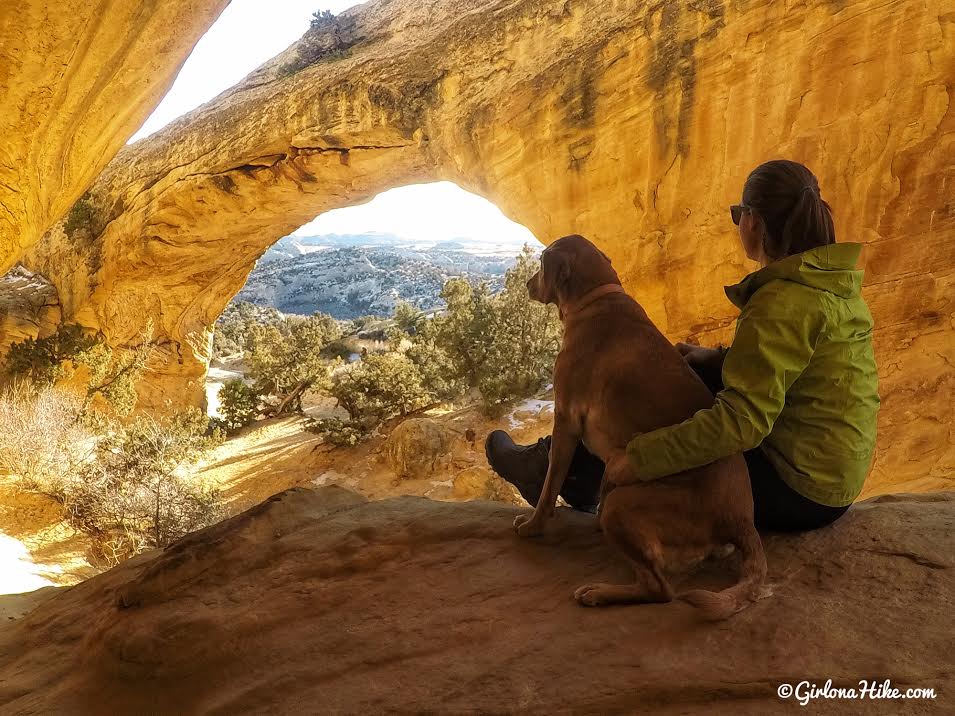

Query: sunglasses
(730, 204), (751, 226)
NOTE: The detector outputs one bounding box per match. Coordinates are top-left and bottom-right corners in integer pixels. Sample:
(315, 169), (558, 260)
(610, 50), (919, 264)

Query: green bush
(212, 301), (284, 359)
(277, 10), (356, 77)
(393, 300), (425, 335)
(350, 315), (379, 333)
(5, 323), (99, 387)
(475, 246), (562, 412)
(404, 322), (467, 402)
(5, 322), (154, 416)
(329, 352), (432, 423)
(305, 416), (370, 447)
(246, 312), (343, 414)
(403, 246), (561, 413)
(63, 192), (98, 239)
(216, 378), (258, 432)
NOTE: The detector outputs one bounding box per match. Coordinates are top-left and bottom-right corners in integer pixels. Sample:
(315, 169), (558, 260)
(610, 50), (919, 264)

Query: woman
(486, 160), (880, 532)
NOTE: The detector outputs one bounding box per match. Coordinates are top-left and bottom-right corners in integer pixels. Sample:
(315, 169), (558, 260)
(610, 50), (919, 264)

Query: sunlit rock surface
(0, 0), (230, 273)
(0, 487), (951, 714)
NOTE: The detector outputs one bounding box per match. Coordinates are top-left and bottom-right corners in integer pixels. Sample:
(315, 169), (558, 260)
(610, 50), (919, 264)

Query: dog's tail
(677, 527), (769, 620)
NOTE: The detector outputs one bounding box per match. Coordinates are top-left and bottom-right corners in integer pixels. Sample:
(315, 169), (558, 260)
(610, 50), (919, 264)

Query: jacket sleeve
(623, 287), (825, 482)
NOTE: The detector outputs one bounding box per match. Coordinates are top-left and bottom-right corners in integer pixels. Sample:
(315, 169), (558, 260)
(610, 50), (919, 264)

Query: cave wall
(0, 0), (231, 273)
(19, 0), (955, 495)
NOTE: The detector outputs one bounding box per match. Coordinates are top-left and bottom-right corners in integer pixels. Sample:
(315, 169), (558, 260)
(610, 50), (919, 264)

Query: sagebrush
(0, 384), (223, 567)
(0, 384), (93, 497)
(67, 409), (223, 564)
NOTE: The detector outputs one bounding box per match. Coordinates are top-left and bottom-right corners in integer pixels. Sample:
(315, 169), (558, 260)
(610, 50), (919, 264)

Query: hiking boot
(485, 430), (601, 513)
(485, 430), (550, 507)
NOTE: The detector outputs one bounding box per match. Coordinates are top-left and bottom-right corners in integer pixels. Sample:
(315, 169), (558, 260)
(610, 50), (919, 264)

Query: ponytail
(742, 161), (835, 260)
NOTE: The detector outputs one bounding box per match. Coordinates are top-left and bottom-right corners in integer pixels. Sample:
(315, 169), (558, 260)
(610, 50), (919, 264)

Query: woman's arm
(619, 286), (826, 483)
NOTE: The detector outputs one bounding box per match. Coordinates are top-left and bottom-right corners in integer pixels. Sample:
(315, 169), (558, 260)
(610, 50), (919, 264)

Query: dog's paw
(513, 512), (545, 537)
(573, 583), (614, 607)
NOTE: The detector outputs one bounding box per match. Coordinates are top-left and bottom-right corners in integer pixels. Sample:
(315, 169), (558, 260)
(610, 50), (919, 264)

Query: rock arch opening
(207, 180), (543, 418)
(226, 180), (541, 319)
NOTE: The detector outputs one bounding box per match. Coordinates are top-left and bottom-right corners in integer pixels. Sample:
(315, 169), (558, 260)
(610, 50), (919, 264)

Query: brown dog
(516, 234), (767, 619)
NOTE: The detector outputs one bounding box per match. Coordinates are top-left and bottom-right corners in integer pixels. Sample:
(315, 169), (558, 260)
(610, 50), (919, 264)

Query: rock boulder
(383, 417), (456, 479)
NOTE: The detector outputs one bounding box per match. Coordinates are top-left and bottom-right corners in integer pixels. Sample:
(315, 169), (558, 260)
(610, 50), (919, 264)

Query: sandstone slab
(1, 487), (952, 714)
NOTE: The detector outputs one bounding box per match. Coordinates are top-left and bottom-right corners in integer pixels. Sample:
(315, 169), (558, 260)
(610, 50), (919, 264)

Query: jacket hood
(724, 243), (864, 308)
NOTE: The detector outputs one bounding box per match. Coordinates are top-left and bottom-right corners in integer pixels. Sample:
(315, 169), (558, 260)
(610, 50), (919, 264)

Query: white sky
(130, 1), (361, 142)
(293, 182), (538, 244)
(130, 0), (533, 244)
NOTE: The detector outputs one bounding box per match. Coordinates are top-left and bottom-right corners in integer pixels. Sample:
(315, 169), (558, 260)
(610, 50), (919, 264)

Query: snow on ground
(506, 398), (554, 429)
(312, 470), (346, 487)
(0, 532), (56, 595)
(205, 366), (245, 418)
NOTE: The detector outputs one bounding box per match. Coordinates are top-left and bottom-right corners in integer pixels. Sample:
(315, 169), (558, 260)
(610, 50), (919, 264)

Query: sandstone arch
(0, 0), (230, 273)
(19, 0), (955, 494)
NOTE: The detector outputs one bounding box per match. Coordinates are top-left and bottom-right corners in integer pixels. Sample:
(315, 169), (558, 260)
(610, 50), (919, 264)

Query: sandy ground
(195, 395), (552, 514)
(0, 477), (98, 593)
(0, 392), (552, 613)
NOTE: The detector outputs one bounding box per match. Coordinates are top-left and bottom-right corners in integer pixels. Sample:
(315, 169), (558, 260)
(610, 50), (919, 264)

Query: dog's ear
(596, 248), (612, 264)
(541, 247), (571, 303)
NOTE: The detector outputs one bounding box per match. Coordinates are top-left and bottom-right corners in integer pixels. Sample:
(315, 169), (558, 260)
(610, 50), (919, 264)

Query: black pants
(521, 366), (851, 533)
(551, 443), (847, 532)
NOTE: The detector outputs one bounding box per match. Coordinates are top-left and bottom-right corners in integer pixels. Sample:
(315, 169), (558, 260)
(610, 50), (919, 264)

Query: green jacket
(626, 243), (880, 507)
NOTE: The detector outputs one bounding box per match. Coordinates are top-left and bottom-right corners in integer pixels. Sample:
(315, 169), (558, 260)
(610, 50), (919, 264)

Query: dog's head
(527, 234), (619, 307)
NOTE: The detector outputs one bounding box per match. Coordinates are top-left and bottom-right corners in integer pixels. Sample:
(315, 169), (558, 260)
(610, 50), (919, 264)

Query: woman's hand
(675, 341), (697, 357)
(675, 343), (725, 371)
(603, 448), (638, 487)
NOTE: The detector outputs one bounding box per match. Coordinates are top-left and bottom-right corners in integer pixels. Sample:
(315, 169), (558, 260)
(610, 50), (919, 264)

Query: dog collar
(562, 283), (626, 318)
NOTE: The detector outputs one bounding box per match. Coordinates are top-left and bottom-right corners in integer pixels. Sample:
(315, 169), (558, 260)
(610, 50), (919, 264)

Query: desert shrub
(216, 378), (258, 432)
(5, 323), (98, 387)
(212, 301), (285, 359)
(424, 277), (497, 388)
(67, 409), (223, 564)
(277, 10), (356, 76)
(0, 384), (93, 497)
(474, 246), (562, 412)
(350, 315), (378, 333)
(246, 312), (342, 414)
(404, 323), (467, 402)
(392, 300), (425, 336)
(403, 246), (561, 413)
(329, 352), (432, 423)
(80, 331), (155, 416)
(63, 192), (98, 239)
(5, 321), (155, 416)
(305, 416), (370, 447)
